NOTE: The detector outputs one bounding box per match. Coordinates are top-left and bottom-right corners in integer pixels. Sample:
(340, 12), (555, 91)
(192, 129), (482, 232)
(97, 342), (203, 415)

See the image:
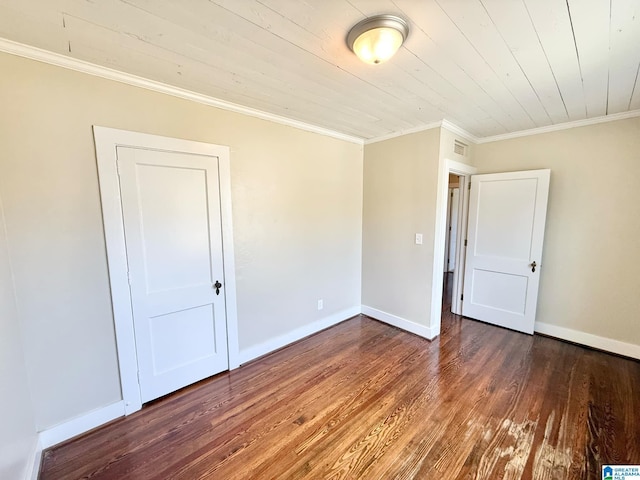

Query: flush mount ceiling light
(347, 14), (409, 65)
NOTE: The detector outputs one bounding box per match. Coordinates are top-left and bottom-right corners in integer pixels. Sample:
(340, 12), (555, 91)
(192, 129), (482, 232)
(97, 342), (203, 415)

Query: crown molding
(0, 38), (364, 145)
(364, 121), (444, 145)
(367, 109), (640, 146)
(3, 37), (639, 147)
(364, 119), (479, 146)
(440, 119), (479, 143)
(477, 110), (640, 144)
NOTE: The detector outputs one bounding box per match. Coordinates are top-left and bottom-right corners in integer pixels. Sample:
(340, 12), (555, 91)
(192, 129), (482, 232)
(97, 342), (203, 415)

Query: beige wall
(0, 52), (363, 431)
(0, 195), (38, 479)
(361, 129), (441, 326)
(474, 117), (640, 346)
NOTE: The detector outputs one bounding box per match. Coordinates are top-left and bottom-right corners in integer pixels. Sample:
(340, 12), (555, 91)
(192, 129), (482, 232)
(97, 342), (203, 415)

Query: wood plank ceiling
(1, 0), (639, 140)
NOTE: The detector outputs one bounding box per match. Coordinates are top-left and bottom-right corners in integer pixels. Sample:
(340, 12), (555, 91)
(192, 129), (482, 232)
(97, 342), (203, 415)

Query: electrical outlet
(415, 233), (423, 245)
(317, 299), (324, 310)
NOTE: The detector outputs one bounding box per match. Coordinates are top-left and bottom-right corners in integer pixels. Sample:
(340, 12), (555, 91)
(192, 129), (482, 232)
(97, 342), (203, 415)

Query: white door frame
(448, 187), (460, 273)
(430, 159), (476, 335)
(444, 188), (452, 273)
(93, 126), (240, 415)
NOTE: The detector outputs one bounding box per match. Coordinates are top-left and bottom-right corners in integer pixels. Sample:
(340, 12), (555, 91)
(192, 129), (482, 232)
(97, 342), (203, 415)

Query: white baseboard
(39, 400), (125, 449)
(24, 438), (42, 480)
(362, 305), (435, 340)
(535, 322), (640, 360)
(238, 306), (361, 365)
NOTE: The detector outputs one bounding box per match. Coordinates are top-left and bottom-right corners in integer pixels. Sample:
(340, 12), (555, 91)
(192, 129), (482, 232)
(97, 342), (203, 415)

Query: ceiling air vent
(454, 140), (467, 156)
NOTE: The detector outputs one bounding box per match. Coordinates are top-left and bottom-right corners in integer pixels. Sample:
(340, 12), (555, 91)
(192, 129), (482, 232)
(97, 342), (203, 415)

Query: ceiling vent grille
(454, 140), (467, 156)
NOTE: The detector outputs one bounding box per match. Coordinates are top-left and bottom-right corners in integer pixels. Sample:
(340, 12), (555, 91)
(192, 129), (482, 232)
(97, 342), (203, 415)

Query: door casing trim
(93, 126), (239, 414)
(430, 159), (477, 336)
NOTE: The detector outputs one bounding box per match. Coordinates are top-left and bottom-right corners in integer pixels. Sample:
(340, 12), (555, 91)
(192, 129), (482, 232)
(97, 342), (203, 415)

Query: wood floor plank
(40, 292), (640, 479)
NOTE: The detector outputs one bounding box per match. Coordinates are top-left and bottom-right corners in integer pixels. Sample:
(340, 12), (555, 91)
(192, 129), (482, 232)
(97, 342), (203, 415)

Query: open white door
(462, 169), (550, 334)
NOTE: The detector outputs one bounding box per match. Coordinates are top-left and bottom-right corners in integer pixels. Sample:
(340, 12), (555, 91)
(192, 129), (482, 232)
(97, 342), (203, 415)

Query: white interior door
(117, 146), (228, 403)
(462, 169), (550, 334)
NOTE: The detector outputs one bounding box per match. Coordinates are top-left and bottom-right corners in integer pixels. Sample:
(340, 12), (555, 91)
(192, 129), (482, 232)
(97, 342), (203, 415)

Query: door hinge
(468, 182), (471, 190)
(464, 239), (468, 247)
(461, 294), (464, 301)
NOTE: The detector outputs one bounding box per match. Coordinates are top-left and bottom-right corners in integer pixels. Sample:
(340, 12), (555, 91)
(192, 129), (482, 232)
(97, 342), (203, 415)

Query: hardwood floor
(41, 288), (640, 478)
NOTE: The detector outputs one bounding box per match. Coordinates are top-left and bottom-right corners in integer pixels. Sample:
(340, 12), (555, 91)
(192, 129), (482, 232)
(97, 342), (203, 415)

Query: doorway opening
(432, 158), (551, 338)
(442, 173), (461, 312)
(430, 159), (476, 337)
